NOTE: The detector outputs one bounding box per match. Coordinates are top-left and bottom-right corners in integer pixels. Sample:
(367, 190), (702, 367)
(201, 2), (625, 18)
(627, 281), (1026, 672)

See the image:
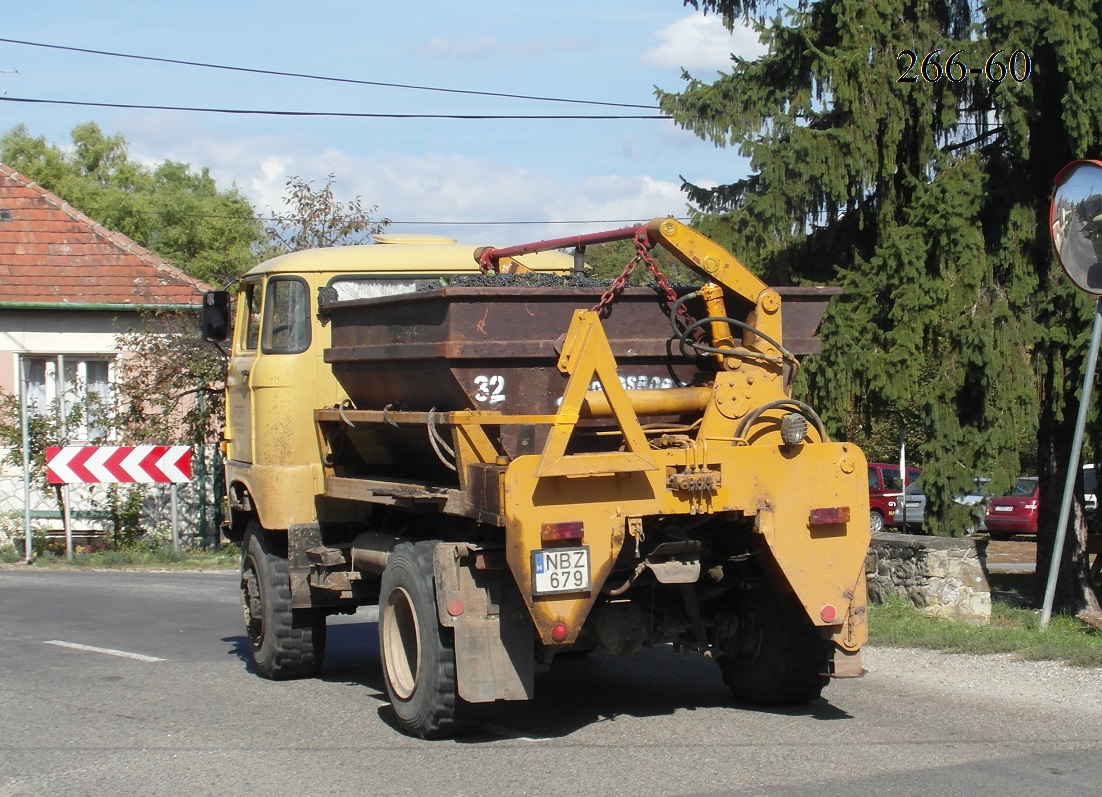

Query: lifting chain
(591, 226), (700, 340)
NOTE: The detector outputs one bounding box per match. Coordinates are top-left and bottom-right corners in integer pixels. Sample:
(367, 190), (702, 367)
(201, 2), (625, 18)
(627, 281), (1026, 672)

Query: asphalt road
(2, 568), (1102, 797)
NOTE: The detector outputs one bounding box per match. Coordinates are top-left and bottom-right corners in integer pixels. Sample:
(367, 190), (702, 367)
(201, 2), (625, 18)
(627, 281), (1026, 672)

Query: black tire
(378, 540), (458, 739)
(240, 522), (326, 679)
(870, 510), (884, 534)
(717, 591), (830, 707)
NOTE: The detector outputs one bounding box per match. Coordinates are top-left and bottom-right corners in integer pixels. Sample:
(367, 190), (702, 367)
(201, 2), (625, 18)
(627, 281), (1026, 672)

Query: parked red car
(868, 463), (921, 533)
(984, 476), (1040, 539)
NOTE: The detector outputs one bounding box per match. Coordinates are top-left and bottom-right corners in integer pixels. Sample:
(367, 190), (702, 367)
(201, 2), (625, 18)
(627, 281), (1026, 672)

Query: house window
(21, 355), (114, 442)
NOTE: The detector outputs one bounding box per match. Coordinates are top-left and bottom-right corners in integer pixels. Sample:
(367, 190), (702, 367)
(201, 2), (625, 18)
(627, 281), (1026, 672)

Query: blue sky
(0, 1), (766, 244)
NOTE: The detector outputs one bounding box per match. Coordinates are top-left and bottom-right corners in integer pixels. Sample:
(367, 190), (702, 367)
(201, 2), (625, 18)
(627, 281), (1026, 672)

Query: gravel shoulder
(864, 645), (1102, 713)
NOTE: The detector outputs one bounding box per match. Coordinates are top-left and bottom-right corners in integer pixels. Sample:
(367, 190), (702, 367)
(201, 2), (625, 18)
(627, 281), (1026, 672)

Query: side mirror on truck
(201, 290), (231, 342)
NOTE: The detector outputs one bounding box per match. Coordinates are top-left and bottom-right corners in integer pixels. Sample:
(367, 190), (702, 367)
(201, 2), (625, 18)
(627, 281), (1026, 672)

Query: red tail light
(541, 521), (584, 542)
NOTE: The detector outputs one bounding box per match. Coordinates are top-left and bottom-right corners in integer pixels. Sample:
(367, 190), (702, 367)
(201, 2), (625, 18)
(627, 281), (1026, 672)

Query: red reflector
(809, 507), (850, 525)
(820, 604), (838, 623)
(541, 521), (584, 542)
(447, 599), (465, 617)
(551, 623), (569, 643)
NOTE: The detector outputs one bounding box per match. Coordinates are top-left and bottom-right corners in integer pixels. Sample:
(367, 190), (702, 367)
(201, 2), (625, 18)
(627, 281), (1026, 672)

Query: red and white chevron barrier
(46, 445), (192, 485)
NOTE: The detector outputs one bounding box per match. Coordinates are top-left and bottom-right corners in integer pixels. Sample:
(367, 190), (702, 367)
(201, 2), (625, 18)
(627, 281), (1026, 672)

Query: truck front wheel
(240, 522), (326, 679)
(716, 592), (830, 706)
(379, 540), (458, 739)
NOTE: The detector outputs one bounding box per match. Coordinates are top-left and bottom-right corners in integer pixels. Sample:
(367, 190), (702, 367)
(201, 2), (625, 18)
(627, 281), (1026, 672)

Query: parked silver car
(900, 477), (990, 533)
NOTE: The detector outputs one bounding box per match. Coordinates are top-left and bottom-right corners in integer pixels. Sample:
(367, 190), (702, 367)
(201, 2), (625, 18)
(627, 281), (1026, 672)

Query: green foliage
(265, 173), (390, 254)
(106, 486), (144, 550)
(660, 0), (1102, 609)
(584, 238), (699, 285)
(0, 122), (266, 286)
(113, 310), (225, 448)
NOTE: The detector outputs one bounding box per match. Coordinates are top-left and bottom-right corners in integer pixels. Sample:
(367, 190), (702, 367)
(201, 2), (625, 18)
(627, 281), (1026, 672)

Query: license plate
(532, 547), (591, 595)
(994, 505), (1014, 512)
(906, 501), (921, 507)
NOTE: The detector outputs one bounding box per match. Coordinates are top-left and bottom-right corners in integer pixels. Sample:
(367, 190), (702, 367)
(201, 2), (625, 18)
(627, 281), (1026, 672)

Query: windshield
(1011, 477), (1038, 496)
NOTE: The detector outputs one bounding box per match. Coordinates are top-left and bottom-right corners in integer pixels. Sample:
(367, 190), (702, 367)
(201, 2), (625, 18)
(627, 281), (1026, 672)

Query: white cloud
(133, 133), (690, 245)
(644, 13), (766, 72)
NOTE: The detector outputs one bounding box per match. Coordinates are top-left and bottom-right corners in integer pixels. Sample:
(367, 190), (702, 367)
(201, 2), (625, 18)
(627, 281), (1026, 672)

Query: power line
(0, 37), (661, 111)
(0, 95), (667, 120)
(65, 202), (682, 227)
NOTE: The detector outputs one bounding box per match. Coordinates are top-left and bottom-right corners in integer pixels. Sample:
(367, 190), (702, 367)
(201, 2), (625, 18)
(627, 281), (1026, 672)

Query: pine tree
(661, 0), (1102, 614)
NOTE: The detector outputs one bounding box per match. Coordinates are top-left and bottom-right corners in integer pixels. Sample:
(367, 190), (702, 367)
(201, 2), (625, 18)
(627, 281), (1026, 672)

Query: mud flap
(831, 646), (866, 678)
(433, 544), (534, 703)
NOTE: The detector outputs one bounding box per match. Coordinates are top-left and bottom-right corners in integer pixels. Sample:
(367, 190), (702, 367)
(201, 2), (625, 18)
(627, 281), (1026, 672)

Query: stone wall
(867, 531), (992, 624)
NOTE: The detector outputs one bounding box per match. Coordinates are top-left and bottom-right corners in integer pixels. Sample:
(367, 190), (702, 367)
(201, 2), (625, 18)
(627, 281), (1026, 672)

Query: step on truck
(201, 217), (870, 738)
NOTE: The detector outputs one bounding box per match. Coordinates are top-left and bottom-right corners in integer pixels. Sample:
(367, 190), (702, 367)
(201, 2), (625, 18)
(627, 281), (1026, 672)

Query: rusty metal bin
(322, 283), (838, 473)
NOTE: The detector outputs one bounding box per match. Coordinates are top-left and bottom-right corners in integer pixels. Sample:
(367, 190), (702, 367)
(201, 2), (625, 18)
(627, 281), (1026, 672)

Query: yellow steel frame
(315, 217), (869, 655)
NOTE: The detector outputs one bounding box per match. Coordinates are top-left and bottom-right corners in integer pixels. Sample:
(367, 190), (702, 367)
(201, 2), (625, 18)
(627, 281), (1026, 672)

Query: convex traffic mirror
(1051, 159), (1102, 295)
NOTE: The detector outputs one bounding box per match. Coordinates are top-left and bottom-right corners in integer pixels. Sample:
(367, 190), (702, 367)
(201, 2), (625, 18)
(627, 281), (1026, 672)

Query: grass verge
(869, 594), (1102, 668)
(0, 545), (240, 570)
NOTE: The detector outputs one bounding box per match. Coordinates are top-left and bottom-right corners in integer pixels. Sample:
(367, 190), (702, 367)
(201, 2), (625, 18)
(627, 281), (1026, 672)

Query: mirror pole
(1041, 296), (1102, 628)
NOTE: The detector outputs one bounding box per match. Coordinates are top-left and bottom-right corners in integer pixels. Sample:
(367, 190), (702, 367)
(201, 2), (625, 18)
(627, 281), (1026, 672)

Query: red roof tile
(0, 163), (210, 307)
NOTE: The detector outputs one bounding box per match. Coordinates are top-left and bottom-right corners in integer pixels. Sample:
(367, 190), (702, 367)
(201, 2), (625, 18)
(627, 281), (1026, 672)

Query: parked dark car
(868, 463), (921, 533)
(984, 476), (1040, 539)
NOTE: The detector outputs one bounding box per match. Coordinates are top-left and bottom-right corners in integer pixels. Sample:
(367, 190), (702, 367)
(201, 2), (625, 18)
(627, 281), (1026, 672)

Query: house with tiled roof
(0, 162), (209, 402)
(0, 162), (213, 549)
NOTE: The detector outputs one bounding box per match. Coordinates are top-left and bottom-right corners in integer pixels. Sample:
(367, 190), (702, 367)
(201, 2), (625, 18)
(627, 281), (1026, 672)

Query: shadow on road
(224, 617), (853, 740)
(221, 616), (380, 680)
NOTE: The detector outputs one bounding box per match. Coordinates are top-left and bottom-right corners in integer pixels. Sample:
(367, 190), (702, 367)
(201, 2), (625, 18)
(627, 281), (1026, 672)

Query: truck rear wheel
(240, 523), (326, 679)
(379, 540), (458, 739)
(717, 593), (830, 706)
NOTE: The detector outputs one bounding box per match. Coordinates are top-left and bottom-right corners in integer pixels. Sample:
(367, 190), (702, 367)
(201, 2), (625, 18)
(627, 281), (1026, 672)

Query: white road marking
(44, 640), (165, 663)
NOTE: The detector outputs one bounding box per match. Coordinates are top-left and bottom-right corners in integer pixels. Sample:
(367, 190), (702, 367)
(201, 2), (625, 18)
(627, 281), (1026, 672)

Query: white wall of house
(0, 308), (147, 396)
(0, 307), (220, 551)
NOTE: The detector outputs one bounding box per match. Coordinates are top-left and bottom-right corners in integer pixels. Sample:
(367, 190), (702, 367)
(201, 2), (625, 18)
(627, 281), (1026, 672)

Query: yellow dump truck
(202, 218), (869, 738)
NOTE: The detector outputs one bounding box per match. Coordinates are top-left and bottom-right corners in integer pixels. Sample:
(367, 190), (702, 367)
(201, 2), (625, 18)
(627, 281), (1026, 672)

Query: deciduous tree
(0, 122), (265, 286)
(265, 173), (389, 254)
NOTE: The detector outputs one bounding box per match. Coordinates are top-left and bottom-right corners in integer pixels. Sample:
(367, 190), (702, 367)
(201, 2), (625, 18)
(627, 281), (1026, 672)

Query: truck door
(226, 280), (262, 464)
